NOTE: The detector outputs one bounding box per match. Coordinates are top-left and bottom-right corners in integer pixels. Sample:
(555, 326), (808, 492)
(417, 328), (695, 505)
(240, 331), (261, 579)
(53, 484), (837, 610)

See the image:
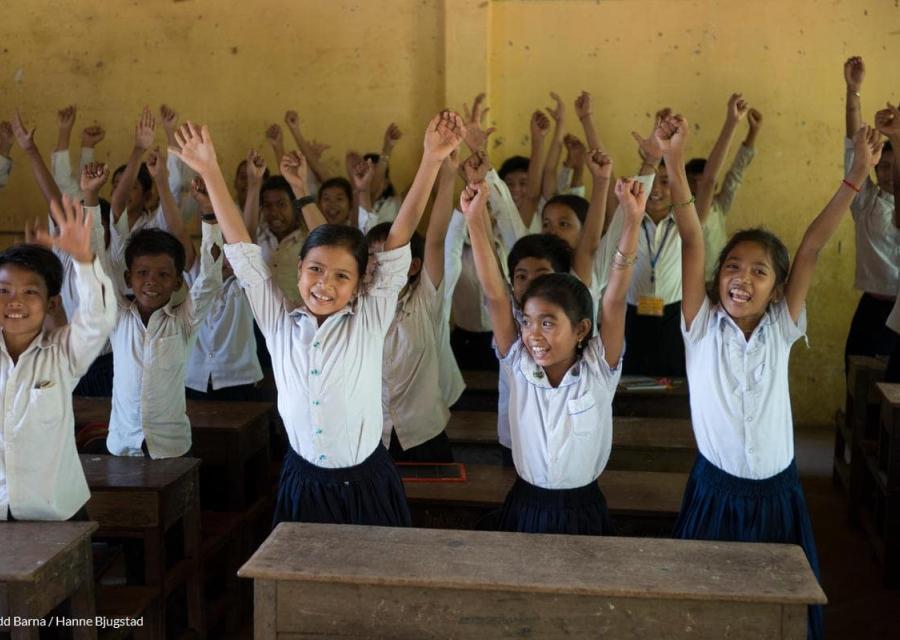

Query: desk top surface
(80, 454), (200, 490)
(0, 521), (97, 581)
(73, 396), (273, 431)
(238, 522), (826, 605)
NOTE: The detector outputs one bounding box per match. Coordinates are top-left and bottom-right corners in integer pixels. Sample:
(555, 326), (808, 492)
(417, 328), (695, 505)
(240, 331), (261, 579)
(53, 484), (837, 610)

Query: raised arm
(384, 111), (464, 251)
(562, 134), (586, 191)
(461, 181), (517, 356)
(575, 91), (619, 221)
(348, 154), (375, 230)
(284, 111), (330, 183)
(658, 115), (705, 328)
(541, 92), (565, 200)
(423, 150), (459, 288)
(696, 93), (748, 224)
(876, 104), (900, 227)
(844, 57), (865, 140)
(12, 110), (62, 208)
(601, 178), (647, 367)
(281, 151), (327, 231)
(786, 125), (882, 322)
(370, 122), (401, 200)
(572, 150), (612, 286)
(146, 147), (196, 268)
(111, 107), (155, 222)
(170, 122), (252, 245)
(54, 105), (76, 152)
(264, 124), (286, 169)
(242, 150), (267, 241)
(526, 109), (550, 213)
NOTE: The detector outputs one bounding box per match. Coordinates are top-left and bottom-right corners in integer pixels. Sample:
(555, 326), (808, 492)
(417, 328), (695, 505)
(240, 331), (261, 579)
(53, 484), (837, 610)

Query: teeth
(5, 313), (25, 319)
(531, 346), (549, 356)
(312, 291), (334, 303)
(729, 288), (751, 302)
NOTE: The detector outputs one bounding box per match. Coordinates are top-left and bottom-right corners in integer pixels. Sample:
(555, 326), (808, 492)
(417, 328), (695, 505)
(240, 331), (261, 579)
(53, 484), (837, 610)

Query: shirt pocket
(151, 335), (183, 371)
(27, 384), (62, 428)
(567, 393), (598, 436)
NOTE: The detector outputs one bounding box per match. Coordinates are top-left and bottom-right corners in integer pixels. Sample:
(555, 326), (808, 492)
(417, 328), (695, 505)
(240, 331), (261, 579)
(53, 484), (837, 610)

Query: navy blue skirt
(274, 444), (411, 528)
(497, 475), (614, 535)
(674, 454), (823, 640)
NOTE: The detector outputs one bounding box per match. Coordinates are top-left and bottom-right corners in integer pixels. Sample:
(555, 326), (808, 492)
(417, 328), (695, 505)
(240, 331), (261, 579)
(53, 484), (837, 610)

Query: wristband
(842, 178), (861, 193)
(612, 249), (639, 268)
(296, 195), (317, 209)
(672, 195), (696, 208)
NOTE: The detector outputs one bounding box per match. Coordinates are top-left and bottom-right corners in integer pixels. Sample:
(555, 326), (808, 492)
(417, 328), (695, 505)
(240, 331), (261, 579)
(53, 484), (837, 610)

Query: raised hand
(654, 114), (689, 157)
(280, 150), (308, 193)
(265, 123), (283, 148)
(530, 110), (551, 141)
(563, 134), (586, 169)
(631, 128), (662, 163)
(160, 104), (178, 132)
(383, 122), (402, 152)
(615, 177), (649, 220)
(574, 91), (592, 121)
(80, 161), (110, 194)
(747, 108), (763, 132)
(11, 110), (36, 151)
(546, 91), (565, 126)
(35, 195), (95, 263)
(284, 110), (300, 132)
(57, 105), (77, 132)
(875, 104), (900, 139)
(134, 106), (156, 150)
(586, 149), (613, 179)
(462, 94), (495, 153)
(145, 146), (166, 180)
(171, 122), (219, 175)
(81, 125), (105, 148)
(423, 110), (466, 160)
(844, 56), (865, 92)
(459, 181), (488, 220)
(851, 124), (884, 170)
(461, 151), (489, 185)
(190, 176), (213, 211)
(307, 139), (330, 160)
(727, 93), (749, 122)
(246, 149), (267, 185)
(0, 121), (12, 156)
(350, 156), (375, 192)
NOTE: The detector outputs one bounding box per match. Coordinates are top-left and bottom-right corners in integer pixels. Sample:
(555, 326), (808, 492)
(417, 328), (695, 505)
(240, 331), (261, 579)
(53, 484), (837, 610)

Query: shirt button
(313, 341), (320, 348)
(318, 454), (327, 461)
(310, 369), (319, 375)
(744, 415), (752, 422)
(315, 428), (323, 435)
(208, 354), (214, 359)
(312, 400), (320, 406)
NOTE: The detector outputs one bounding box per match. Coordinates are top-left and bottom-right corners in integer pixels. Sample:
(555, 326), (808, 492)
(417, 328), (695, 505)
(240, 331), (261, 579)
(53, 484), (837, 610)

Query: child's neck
(729, 312), (764, 341)
(645, 206), (670, 225)
(2, 330), (41, 365)
(542, 354), (578, 388)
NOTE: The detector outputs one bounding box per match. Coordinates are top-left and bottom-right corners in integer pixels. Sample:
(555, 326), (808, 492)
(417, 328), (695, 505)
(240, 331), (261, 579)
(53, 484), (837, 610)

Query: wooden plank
(239, 523), (827, 605)
(72, 397), (273, 432)
(403, 464), (686, 517)
(254, 580), (276, 640)
(0, 522), (97, 581)
(80, 455), (200, 493)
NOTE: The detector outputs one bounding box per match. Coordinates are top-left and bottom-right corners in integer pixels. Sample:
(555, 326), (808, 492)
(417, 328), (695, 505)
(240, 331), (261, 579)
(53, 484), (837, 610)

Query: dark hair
(883, 140), (893, 155)
(113, 163), (152, 196)
(0, 244), (64, 297)
(363, 153), (395, 199)
(507, 234), (572, 276)
(685, 158), (707, 175)
(125, 228), (187, 275)
(543, 194), (589, 225)
(366, 221), (424, 263)
(300, 224), (368, 278)
(521, 272), (594, 337)
(259, 175), (298, 211)
(319, 177), (353, 203)
(709, 228), (790, 304)
(499, 155), (530, 180)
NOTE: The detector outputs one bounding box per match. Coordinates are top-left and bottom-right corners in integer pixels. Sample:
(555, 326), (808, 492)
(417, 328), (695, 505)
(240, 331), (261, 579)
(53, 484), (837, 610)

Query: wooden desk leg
(780, 604), (808, 640)
(70, 541), (98, 640)
(7, 588), (39, 640)
(253, 580), (276, 640)
(184, 504), (205, 638)
(142, 529), (165, 640)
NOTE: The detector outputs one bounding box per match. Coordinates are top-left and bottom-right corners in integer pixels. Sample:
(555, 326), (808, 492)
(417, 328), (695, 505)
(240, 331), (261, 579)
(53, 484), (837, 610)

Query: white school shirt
(0, 257), (117, 520)
(225, 241), (411, 468)
(437, 211), (466, 408)
(256, 221), (306, 304)
(844, 137), (899, 297)
(498, 335), (621, 489)
(51, 148), (95, 199)
(627, 212), (681, 306)
(185, 226), (262, 392)
(0, 155), (10, 189)
(381, 272), (451, 449)
(372, 195), (401, 225)
(682, 297), (806, 480)
(702, 144), (756, 281)
(105, 223), (223, 458)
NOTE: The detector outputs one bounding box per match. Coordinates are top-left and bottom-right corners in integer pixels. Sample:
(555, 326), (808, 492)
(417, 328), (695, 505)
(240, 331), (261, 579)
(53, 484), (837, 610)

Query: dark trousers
(186, 381), (261, 402)
(844, 293), (896, 371)
(623, 302), (686, 377)
(450, 327), (498, 371)
(73, 352), (113, 397)
(388, 429), (454, 463)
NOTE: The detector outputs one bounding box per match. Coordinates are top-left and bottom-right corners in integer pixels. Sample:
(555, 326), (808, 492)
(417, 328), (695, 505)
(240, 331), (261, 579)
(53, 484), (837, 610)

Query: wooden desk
(0, 522), (97, 640)
(239, 523), (826, 639)
(80, 455), (203, 638)
(446, 412), (697, 472)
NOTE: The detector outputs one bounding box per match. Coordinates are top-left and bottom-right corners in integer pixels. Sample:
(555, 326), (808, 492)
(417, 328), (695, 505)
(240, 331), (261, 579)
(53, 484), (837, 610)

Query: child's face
(145, 183), (160, 212)
(520, 296), (589, 379)
(875, 148), (894, 193)
(319, 187), (351, 225)
(0, 265), (55, 344)
(234, 161), (248, 202)
(717, 240), (780, 333)
(647, 165), (671, 215)
(541, 203), (582, 250)
(112, 172), (148, 213)
(125, 254), (183, 316)
(297, 245), (360, 321)
(503, 170), (530, 212)
(685, 170), (700, 195)
(261, 189), (298, 238)
(512, 257), (555, 305)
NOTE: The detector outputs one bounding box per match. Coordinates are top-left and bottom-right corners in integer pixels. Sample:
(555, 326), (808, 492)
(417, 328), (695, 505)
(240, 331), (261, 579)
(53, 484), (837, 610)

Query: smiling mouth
(310, 290), (335, 304)
(728, 287), (752, 303)
(530, 344), (549, 358)
(142, 289), (161, 299)
(4, 312), (27, 319)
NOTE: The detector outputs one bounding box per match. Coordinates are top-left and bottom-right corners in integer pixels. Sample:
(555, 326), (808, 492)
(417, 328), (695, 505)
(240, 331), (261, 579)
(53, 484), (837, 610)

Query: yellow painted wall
(0, 0), (897, 425)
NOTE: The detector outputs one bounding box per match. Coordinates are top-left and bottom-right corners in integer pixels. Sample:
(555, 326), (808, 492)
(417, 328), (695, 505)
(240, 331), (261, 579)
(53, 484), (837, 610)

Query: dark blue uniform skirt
(274, 444), (411, 528)
(673, 454), (823, 640)
(497, 474), (614, 535)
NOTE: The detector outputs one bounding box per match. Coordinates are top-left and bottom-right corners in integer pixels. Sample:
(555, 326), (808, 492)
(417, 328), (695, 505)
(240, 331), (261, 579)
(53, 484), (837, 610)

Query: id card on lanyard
(637, 217), (673, 317)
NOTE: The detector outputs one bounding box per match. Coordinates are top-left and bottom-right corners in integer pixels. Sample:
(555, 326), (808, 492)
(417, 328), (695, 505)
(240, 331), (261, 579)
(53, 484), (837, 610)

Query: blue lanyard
(643, 218), (674, 285)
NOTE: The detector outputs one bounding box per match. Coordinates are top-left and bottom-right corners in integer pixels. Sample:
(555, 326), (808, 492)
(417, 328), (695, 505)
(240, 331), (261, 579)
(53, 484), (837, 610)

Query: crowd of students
(1, 57), (898, 640)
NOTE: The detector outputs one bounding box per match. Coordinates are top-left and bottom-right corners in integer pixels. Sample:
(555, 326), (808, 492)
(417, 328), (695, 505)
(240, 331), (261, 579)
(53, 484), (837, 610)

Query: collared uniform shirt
(381, 272), (451, 449)
(105, 223), (223, 458)
(225, 241), (411, 468)
(438, 212), (466, 408)
(844, 137), (899, 297)
(498, 335), (621, 489)
(626, 211), (681, 306)
(256, 222), (306, 305)
(0, 258), (117, 520)
(185, 226), (262, 391)
(682, 297), (806, 480)
(702, 144), (756, 281)
(51, 148), (95, 199)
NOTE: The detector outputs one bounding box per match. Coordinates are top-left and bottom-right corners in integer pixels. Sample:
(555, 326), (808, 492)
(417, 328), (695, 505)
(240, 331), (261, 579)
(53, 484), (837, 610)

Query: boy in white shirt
(1, 196), (117, 520)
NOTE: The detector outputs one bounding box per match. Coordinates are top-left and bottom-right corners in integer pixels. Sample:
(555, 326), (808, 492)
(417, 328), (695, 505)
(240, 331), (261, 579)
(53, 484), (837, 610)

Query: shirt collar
(0, 329), (56, 358)
(517, 347), (582, 389)
(713, 302), (776, 339)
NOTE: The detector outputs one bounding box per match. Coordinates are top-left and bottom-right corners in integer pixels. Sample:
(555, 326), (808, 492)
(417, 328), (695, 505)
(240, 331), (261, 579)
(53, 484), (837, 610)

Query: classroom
(1, 1), (899, 638)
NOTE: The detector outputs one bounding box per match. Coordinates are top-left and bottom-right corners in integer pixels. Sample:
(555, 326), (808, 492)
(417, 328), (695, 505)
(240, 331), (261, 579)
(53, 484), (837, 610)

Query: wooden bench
(841, 356), (886, 513)
(80, 454), (203, 639)
(446, 412), (697, 472)
(238, 522), (826, 639)
(0, 522), (98, 640)
(402, 464), (686, 535)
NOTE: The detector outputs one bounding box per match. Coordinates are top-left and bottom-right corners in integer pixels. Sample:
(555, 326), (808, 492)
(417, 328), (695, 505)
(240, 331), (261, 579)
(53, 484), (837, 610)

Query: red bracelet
(842, 178), (861, 193)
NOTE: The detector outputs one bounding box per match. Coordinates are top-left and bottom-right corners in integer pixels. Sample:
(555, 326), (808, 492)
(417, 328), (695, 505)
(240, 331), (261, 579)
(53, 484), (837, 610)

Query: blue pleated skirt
(674, 454), (823, 640)
(496, 475), (614, 535)
(274, 444), (412, 528)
